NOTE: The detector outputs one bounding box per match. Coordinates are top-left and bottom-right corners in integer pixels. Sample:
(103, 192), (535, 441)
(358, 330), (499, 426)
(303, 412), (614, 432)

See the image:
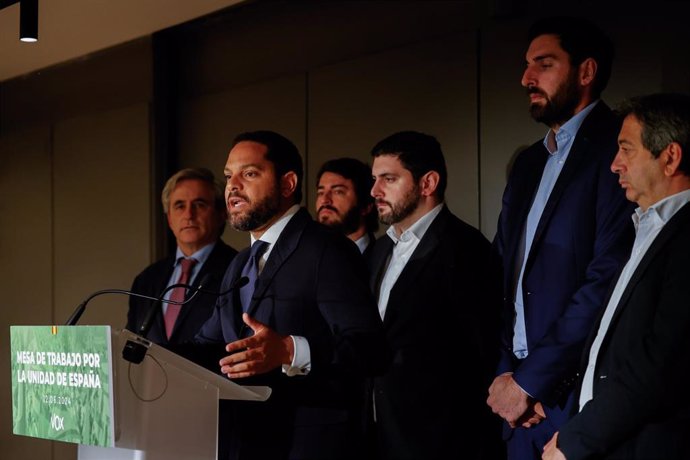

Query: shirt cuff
(281, 335), (311, 377)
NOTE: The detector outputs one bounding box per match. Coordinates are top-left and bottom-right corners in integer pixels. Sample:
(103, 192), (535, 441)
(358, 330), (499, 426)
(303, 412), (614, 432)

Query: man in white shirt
(543, 94), (690, 460)
(365, 130), (503, 460)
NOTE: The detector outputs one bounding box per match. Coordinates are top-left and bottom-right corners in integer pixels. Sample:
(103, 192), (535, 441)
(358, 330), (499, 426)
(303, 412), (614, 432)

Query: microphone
(137, 275), (249, 337)
(123, 274), (249, 364)
(136, 272), (215, 338)
(63, 273), (226, 326)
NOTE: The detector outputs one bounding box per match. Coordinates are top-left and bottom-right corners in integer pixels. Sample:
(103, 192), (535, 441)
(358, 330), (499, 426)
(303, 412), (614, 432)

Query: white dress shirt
(579, 189), (690, 409)
(377, 204), (443, 319)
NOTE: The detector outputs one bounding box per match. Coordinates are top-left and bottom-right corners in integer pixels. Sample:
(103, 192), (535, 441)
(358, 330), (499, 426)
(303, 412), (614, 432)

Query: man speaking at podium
(195, 131), (389, 460)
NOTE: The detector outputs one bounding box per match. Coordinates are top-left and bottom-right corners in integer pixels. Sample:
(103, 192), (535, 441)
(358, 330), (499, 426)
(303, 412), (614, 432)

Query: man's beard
(319, 205), (361, 236)
(228, 187), (281, 232)
(528, 69), (581, 127)
(378, 184), (420, 226)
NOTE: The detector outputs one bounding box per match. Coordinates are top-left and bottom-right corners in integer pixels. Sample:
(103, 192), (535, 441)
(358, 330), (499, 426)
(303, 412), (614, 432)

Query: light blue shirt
(513, 101), (599, 359)
(161, 241), (216, 314)
(354, 233), (371, 254)
(579, 189), (690, 409)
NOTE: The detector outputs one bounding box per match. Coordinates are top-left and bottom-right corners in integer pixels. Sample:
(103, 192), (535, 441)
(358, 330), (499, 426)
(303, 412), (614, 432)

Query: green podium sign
(10, 325), (114, 447)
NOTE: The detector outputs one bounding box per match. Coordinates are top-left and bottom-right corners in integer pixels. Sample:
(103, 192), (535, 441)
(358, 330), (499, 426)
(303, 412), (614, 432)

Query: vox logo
(50, 413), (65, 431)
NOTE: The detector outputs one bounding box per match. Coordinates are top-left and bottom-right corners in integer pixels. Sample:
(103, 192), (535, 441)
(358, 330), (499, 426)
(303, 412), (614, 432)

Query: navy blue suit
(196, 208), (389, 460)
(126, 240), (237, 346)
(493, 102), (634, 458)
(559, 201), (690, 459)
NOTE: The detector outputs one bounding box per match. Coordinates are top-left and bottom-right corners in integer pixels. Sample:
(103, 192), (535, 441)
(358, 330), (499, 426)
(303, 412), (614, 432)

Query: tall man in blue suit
(195, 130), (389, 460)
(487, 17), (634, 459)
(543, 94), (690, 459)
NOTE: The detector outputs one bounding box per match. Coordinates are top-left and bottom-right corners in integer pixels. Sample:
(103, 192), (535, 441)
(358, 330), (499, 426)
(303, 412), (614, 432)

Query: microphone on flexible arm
(122, 274), (249, 364)
(64, 273), (215, 327)
(136, 272), (216, 338)
(137, 274), (249, 337)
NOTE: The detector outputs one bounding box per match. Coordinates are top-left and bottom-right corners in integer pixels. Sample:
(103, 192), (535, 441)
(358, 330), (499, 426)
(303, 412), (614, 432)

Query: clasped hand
(219, 313), (294, 379)
(487, 372), (546, 428)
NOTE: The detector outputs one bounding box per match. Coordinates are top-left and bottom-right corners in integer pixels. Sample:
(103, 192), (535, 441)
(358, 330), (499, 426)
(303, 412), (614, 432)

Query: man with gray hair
(126, 167), (237, 346)
(543, 93), (690, 460)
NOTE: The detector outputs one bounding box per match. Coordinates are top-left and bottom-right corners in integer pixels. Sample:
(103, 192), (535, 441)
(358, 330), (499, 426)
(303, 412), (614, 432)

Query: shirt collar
(386, 203), (443, 244)
(542, 100), (599, 155)
(249, 204), (300, 246)
(354, 233), (371, 254)
(632, 189), (690, 229)
(174, 241), (216, 266)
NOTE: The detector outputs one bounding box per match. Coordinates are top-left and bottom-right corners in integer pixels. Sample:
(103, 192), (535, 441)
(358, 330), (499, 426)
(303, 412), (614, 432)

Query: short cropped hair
(617, 93), (690, 175)
(232, 130), (303, 204)
(370, 131), (447, 201)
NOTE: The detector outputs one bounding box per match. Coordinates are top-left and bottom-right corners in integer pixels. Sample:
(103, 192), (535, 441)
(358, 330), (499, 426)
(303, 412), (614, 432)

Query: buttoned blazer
(126, 240), (237, 346)
(367, 205), (503, 460)
(493, 102), (635, 409)
(196, 207), (389, 460)
(559, 201), (690, 460)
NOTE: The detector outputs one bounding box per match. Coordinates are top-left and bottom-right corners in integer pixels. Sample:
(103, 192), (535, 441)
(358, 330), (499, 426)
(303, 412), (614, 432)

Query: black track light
(19, 0), (38, 43)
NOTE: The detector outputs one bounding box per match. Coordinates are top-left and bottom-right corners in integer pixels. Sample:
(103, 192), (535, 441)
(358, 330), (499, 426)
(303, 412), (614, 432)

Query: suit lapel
(527, 103), (613, 270)
(530, 139), (586, 250)
(383, 207), (446, 326)
(172, 242), (226, 330)
(244, 208), (309, 321)
(505, 146), (549, 279)
(153, 259), (175, 342)
(369, 236), (394, 297)
(607, 202), (690, 327)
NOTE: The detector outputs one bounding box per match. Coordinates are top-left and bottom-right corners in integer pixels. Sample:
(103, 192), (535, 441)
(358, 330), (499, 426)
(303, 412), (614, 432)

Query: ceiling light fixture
(19, 0), (38, 43)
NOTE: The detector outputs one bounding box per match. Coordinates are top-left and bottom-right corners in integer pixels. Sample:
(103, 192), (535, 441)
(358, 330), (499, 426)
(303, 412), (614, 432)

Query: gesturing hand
(219, 313), (294, 379)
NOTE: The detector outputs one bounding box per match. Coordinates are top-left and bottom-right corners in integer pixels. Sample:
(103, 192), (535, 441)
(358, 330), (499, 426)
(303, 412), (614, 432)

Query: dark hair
(617, 93), (690, 175)
(232, 130), (303, 204)
(317, 157), (378, 234)
(370, 131), (447, 201)
(528, 16), (614, 99)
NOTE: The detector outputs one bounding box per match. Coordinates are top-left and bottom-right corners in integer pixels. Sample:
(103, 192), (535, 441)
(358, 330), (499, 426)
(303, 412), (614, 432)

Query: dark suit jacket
(126, 240), (237, 346)
(493, 102), (634, 427)
(195, 208), (389, 460)
(367, 206), (504, 460)
(559, 201), (690, 460)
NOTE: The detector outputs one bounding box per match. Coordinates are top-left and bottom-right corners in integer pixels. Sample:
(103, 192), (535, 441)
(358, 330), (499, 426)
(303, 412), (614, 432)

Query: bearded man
(365, 130), (504, 460)
(487, 16), (634, 460)
(195, 130), (389, 460)
(315, 157), (378, 257)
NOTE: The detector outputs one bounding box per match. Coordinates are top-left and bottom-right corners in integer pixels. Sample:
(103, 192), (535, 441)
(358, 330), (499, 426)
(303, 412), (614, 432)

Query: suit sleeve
(558, 235), (690, 459)
(311, 236), (390, 377)
(493, 173), (518, 377)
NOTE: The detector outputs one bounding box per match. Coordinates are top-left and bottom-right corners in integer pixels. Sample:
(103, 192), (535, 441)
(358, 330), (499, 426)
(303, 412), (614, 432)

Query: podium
(10, 326), (270, 460)
(80, 329), (271, 460)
